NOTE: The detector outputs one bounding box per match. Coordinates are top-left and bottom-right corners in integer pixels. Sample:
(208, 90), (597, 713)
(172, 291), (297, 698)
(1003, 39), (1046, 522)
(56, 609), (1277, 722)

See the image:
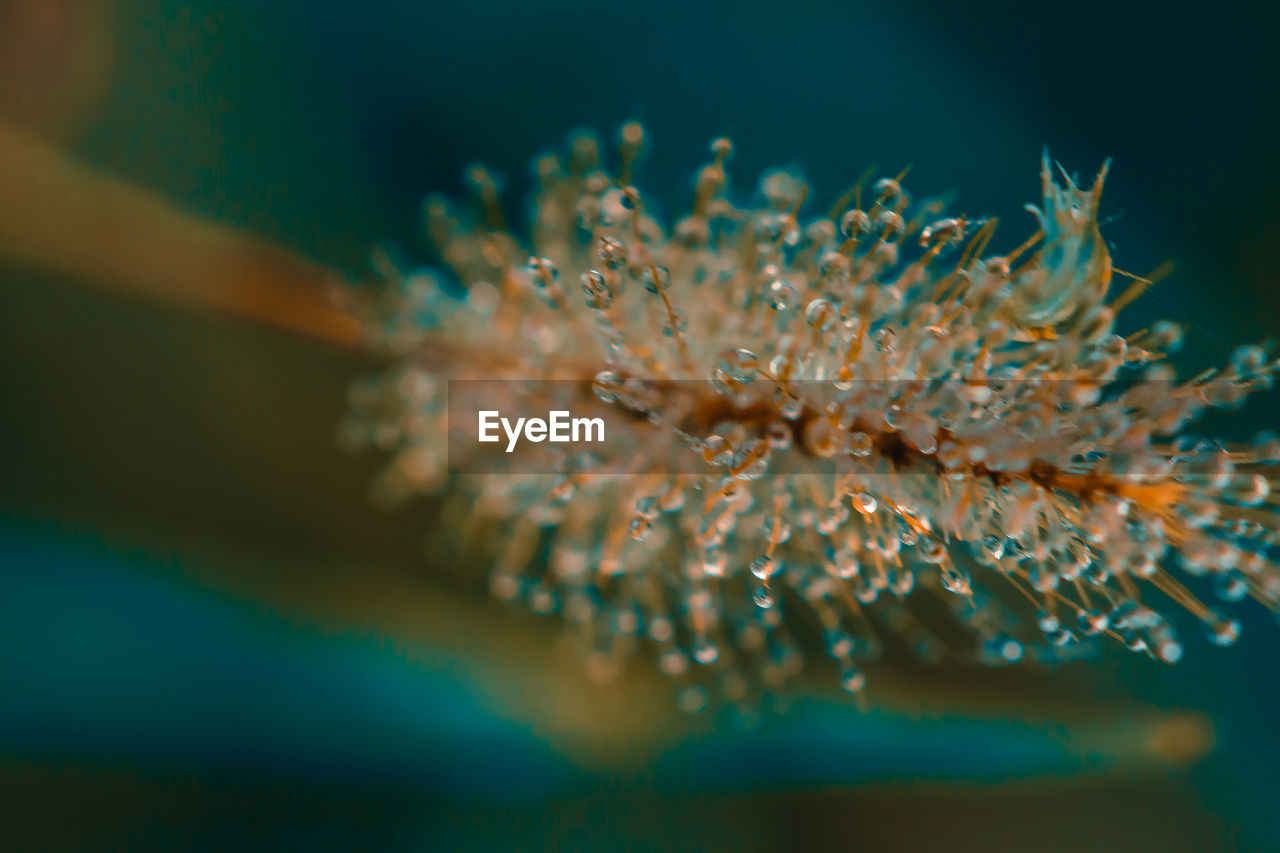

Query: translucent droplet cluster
(341, 123), (1280, 710)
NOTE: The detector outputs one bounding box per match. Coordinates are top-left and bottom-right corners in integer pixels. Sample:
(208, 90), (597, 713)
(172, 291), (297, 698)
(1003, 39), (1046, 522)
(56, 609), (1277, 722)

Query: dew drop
(702, 435), (734, 466)
(628, 516), (652, 541)
(750, 555), (778, 579)
(918, 537), (948, 565)
(1157, 639), (1183, 663)
(580, 270), (613, 309)
(593, 369), (622, 403)
(983, 633), (1024, 663)
(849, 432), (873, 458)
(1036, 610), (1060, 634)
(597, 236), (626, 268)
(840, 665), (867, 693)
(765, 421), (792, 450)
(1216, 571), (1249, 602)
(1206, 614), (1242, 646)
(840, 208), (870, 238)
(805, 297), (837, 331)
(853, 491), (878, 514)
(712, 348), (759, 394)
(767, 279), (797, 311)
(642, 265), (671, 294)
(661, 307), (688, 337)
(939, 563), (971, 595)
(1077, 608), (1109, 636)
(659, 648), (688, 675)
(693, 638), (720, 664)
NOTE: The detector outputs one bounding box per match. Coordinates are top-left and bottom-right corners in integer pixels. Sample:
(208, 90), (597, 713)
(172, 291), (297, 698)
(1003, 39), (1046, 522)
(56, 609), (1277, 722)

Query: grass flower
(343, 123), (1280, 711)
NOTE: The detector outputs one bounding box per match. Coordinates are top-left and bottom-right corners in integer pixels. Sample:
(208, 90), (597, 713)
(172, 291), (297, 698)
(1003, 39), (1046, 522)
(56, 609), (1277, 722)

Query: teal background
(1, 1), (1278, 849)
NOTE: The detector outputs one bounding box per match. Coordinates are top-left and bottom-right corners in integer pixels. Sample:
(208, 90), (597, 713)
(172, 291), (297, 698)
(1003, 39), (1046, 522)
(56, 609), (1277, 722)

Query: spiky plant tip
(341, 123), (1280, 712)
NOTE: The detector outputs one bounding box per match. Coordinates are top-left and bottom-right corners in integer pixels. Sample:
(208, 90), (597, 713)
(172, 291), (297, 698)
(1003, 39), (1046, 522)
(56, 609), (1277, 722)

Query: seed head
(343, 124), (1280, 711)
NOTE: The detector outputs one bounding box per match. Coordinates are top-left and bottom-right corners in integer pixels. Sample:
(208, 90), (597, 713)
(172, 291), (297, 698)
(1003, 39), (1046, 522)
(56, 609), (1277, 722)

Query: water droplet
(661, 307), (688, 337)
(764, 515), (792, 546)
(1206, 613), (1241, 646)
(750, 555), (777, 579)
(849, 432), (873, 458)
(1049, 627), (1078, 647)
(840, 209), (870, 238)
(805, 298), (837, 331)
(775, 388), (804, 419)
(593, 369), (622, 402)
(765, 421), (792, 449)
(634, 495), (658, 519)
(712, 348), (759, 395)
(702, 435), (733, 466)
(628, 517), (651, 541)
(1149, 319), (1184, 352)
(659, 648), (688, 675)
(1077, 608), (1109, 636)
(597, 236), (626, 268)
(918, 537), (948, 565)
(580, 270), (613, 309)
(983, 633), (1023, 663)
(642, 265), (671, 294)
(767, 279), (797, 311)
(875, 210), (905, 241)
(939, 563), (971, 595)
(1216, 570), (1249, 602)
(828, 549), (859, 578)
(525, 256), (558, 285)
(840, 665), (867, 693)
(659, 486), (685, 512)
(701, 547), (727, 577)
(1230, 344), (1267, 376)
(1157, 639), (1183, 663)
(1036, 610), (1060, 633)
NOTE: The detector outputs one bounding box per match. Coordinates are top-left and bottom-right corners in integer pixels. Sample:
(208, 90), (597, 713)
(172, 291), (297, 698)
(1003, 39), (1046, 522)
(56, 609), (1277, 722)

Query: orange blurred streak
(0, 122), (365, 347)
(0, 1), (364, 348)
